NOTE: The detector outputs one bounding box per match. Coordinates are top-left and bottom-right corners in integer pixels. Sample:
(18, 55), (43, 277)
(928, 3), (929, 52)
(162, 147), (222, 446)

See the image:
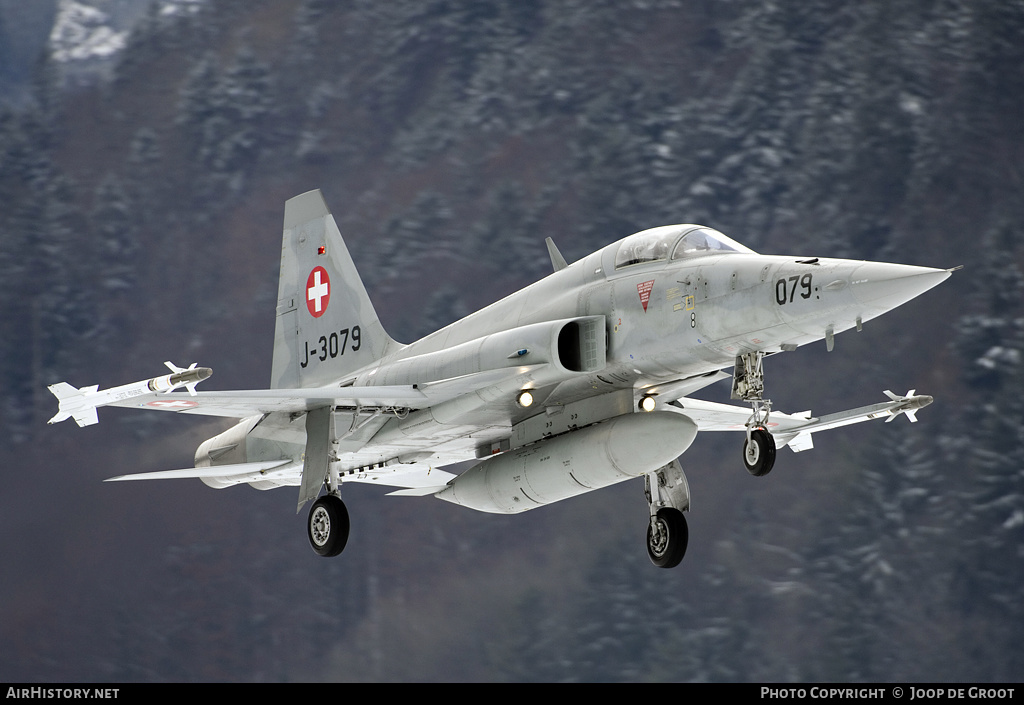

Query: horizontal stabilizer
(387, 486), (450, 497)
(105, 460), (292, 482)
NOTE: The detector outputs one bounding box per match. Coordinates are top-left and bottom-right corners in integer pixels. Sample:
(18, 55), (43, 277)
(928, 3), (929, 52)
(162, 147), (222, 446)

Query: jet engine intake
(360, 316), (606, 387)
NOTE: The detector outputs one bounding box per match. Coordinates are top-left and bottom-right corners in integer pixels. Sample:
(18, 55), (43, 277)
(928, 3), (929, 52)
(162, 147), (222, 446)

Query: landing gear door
(297, 405), (332, 512)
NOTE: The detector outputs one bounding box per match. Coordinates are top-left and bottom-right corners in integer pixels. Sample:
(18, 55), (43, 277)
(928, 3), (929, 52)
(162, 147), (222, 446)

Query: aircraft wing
(671, 389), (933, 452)
(100, 384), (428, 418)
(97, 364), (548, 420)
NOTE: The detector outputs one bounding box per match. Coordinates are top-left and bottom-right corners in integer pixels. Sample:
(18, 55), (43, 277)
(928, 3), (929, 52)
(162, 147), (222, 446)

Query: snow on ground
(49, 0), (127, 63)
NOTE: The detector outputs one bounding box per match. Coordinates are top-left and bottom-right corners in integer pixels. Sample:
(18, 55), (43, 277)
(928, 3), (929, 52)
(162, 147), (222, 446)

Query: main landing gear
(733, 351), (777, 477)
(647, 507), (688, 568)
(644, 460), (691, 568)
(308, 494), (350, 557)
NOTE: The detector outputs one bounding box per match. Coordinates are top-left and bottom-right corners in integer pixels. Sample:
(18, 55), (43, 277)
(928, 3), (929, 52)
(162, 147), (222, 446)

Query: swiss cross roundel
(306, 266), (331, 318)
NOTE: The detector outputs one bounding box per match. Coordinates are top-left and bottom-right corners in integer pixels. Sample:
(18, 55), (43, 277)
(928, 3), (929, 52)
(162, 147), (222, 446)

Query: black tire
(743, 428), (776, 477)
(307, 495), (350, 557)
(647, 507), (688, 569)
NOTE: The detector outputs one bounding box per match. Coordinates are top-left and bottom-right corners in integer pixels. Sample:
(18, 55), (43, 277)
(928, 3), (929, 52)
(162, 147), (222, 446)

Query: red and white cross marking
(146, 400), (199, 410)
(306, 266), (331, 318)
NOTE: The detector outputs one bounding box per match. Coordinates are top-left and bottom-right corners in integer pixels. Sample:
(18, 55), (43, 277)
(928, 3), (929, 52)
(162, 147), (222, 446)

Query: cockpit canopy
(614, 225), (755, 269)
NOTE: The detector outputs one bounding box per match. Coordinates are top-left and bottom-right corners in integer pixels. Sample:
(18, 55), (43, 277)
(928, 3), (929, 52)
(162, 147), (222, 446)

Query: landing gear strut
(732, 351), (777, 477)
(308, 494), (350, 557)
(644, 460), (690, 568)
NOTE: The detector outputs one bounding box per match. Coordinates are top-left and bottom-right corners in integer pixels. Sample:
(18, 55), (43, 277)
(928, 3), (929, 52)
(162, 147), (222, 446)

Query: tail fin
(271, 190), (399, 389)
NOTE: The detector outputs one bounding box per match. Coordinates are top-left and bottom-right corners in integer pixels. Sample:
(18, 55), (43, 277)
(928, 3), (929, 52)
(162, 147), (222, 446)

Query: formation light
(639, 395), (657, 412)
(517, 390), (535, 408)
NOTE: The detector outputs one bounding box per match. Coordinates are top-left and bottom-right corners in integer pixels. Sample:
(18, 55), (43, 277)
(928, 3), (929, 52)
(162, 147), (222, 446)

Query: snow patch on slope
(159, 0), (203, 17)
(49, 0), (126, 63)
(47, 0), (205, 89)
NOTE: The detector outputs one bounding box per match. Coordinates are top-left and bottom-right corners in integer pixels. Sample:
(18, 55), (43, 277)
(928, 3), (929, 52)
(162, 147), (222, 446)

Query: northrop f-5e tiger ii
(48, 189), (953, 567)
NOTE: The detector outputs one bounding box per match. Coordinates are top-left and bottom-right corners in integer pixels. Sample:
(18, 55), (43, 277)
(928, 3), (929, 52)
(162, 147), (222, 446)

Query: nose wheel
(733, 351), (777, 477)
(743, 427), (776, 476)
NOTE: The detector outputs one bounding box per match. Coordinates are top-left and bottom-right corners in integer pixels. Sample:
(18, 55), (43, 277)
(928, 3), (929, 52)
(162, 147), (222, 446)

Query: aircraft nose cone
(850, 262), (951, 312)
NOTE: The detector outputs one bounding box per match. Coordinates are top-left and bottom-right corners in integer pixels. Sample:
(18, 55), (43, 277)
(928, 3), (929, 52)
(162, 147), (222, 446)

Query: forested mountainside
(2, 0), (1022, 682)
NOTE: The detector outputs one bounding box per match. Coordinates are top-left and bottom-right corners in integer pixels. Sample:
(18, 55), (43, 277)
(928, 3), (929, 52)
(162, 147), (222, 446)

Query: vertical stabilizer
(271, 190), (398, 389)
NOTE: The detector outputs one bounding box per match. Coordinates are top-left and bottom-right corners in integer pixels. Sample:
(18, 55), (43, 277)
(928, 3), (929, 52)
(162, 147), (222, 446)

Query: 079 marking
(775, 274), (813, 305)
(300, 325), (361, 368)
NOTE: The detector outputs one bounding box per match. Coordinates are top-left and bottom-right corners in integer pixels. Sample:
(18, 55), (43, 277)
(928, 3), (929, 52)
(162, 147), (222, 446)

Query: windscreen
(671, 228), (755, 259)
(614, 225), (754, 269)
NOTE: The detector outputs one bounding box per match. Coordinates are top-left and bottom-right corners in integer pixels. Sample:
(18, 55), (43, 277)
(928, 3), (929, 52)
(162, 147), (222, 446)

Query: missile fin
(47, 382), (98, 425)
(72, 407), (99, 427)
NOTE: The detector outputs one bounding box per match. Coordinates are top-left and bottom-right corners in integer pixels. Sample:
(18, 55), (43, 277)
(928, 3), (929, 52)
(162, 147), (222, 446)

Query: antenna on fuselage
(545, 237), (568, 273)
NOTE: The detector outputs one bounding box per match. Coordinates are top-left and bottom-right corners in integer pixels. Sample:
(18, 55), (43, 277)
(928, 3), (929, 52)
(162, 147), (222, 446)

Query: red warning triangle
(637, 280), (655, 312)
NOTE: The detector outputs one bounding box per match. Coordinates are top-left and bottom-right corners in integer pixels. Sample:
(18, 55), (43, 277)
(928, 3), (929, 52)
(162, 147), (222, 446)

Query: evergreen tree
(949, 220), (1024, 679)
(808, 423), (949, 680)
(91, 173), (137, 295)
(176, 48), (274, 195)
(470, 181), (548, 278)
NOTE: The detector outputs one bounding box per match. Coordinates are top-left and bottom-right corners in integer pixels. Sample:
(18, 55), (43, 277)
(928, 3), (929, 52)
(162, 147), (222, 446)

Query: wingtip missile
(47, 363), (213, 425)
(882, 389), (933, 423)
(154, 363), (212, 396)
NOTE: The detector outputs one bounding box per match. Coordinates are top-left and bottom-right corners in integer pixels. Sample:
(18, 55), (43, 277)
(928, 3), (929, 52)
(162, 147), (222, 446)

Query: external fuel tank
(435, 411), (697, 513)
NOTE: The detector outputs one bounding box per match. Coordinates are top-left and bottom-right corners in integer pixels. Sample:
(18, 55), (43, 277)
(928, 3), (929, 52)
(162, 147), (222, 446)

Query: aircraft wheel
(647, 507), (688, 569)
(307, 495), (350, 557)
(743, 428), (776, 477)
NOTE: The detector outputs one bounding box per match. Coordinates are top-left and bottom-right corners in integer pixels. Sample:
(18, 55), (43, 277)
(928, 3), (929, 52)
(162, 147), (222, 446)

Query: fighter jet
(48, 189), (953, 567)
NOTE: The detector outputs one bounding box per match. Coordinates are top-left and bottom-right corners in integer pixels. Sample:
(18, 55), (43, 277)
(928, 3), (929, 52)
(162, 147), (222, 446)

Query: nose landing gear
(743, 426), (776, 476)
(733, 351), (777, 477)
